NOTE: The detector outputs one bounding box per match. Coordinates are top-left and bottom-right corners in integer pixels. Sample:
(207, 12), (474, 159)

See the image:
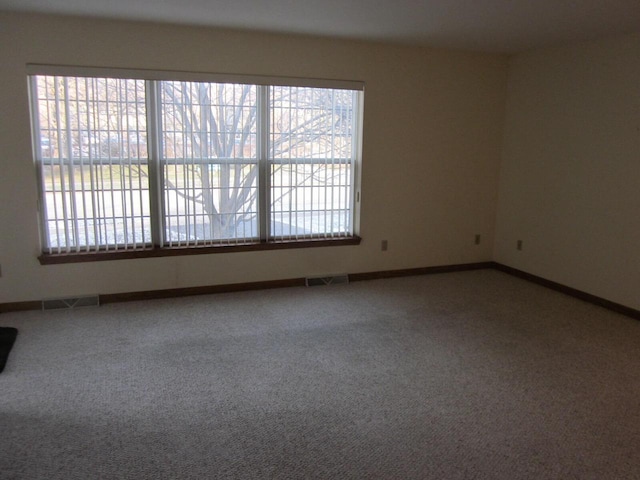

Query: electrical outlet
(474, 234), (481, 245)
(517, 240), (523, 251)
(381, 240), (388, 251)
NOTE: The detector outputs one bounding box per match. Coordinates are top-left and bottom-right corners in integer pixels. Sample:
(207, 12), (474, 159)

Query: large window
(29, 68), (363, 259)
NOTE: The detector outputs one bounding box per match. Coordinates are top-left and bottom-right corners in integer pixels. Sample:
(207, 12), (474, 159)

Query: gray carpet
(1, 270), (639, 479)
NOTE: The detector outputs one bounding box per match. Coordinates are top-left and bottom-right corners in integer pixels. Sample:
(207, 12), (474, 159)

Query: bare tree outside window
(160, 82), (259, 243)
(160, 81), (356, 243)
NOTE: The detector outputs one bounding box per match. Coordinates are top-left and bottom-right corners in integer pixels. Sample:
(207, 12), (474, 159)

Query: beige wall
(0, 12), (508, 303)
(495, 33), (640, 310)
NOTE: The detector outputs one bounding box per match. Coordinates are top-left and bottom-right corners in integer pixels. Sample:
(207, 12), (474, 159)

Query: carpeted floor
(0, 270), (639, 479)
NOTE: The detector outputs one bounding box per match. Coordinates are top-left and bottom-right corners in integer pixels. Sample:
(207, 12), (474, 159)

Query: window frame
(27, 65), (364, 263)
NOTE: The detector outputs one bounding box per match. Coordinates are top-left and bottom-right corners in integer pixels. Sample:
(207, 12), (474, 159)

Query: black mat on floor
(0, 327), (18, 373)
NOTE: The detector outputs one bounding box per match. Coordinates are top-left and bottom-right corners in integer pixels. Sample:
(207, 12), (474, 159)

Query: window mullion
(350, 91), (362, 236)
(146, 80), (164, 248)
(257, 85), (270, 242)
(29, 77), (51, 254)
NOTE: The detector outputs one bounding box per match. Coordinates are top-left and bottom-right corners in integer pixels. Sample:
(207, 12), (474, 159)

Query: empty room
(0, 1), (639, 478)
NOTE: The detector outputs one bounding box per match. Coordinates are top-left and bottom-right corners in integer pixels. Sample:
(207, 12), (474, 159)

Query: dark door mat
(0, 327), (18, 373)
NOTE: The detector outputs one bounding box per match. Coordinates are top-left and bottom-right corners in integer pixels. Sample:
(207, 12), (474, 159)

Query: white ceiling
(1, 0), (639, 53)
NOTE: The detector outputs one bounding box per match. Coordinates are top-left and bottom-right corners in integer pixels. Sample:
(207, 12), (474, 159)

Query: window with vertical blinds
(270, 86), (356, 239)
(28, 66), (363, 258)
(159, 81), (260, 246)
(32, 76), (151, 254)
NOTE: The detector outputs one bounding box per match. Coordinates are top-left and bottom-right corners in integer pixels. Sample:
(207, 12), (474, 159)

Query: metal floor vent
(42, 295), (100, 310)
(305, 274), (349, 287)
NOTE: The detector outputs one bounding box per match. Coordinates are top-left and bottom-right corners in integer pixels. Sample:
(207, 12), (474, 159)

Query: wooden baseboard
(100, 278), (306, 304)
(0, 301), (42, 314)
(0, 262), (491, 313)
(1, 261), (637, 322)
(492, 262), (640, 321)
(349, 262), (494, 282)
(67, 262), (495, 305)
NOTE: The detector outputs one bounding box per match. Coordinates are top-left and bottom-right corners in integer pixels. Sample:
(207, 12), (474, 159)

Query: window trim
(26, 64), (364, 92)
(28, 65), (364, 263)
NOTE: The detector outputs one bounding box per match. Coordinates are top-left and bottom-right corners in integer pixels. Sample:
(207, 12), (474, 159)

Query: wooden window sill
(38, 236), (362, 265)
